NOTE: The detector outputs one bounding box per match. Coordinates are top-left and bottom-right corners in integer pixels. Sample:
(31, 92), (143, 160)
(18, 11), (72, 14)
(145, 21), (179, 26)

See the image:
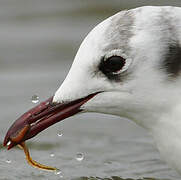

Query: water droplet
(31, 95), (39, 104)
(50, 153), (55, 157)
(76, 153), (84, 161)
(7, 141), (11, 146)
(5, 159), (11, 164)
(57, 132), (63, 137)
(55, 169), (63, 178)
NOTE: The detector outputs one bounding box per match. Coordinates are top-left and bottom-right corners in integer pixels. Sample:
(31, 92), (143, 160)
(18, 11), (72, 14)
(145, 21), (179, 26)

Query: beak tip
(7, 145), (12, 150)
(3, 136), (9, 147)
(4, 140), (15, 150)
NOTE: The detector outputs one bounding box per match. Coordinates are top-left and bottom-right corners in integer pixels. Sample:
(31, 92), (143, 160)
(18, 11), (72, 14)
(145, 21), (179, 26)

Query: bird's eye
(99, 56), (126, 75)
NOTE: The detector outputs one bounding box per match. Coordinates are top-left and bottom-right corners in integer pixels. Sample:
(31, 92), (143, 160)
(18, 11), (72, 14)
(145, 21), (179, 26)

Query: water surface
(1, 0), (181, 179)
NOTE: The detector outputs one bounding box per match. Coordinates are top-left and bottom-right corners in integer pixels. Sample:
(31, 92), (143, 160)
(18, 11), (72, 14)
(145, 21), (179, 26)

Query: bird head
(4, 6), (181, 149)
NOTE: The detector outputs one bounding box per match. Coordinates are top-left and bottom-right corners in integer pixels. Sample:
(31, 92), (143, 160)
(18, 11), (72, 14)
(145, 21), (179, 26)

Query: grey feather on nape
(163, 43), (181, 77)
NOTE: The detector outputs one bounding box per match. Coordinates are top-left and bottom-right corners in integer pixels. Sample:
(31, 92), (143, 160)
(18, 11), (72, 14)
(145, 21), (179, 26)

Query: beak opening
(3, 92), (99, 150)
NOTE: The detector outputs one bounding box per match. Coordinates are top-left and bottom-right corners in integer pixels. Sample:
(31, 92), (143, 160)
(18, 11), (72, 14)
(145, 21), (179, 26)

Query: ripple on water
(71, 177), (167, 180)
(55, 170), (63, 178)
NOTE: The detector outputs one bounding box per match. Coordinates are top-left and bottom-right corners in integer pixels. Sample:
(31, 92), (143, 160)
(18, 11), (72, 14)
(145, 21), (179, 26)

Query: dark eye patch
(99, 56), (126, 80)
(163, 43), (181, 77)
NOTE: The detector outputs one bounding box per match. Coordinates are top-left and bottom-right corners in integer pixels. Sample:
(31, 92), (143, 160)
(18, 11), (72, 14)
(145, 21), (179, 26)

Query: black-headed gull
(4, 6), (181, 175)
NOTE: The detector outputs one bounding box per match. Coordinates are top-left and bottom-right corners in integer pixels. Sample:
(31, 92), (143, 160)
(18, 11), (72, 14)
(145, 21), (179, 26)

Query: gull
(3, 6), (181, 175)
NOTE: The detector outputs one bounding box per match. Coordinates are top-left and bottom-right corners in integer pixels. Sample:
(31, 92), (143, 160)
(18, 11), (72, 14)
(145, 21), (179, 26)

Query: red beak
(3, 93), (98, 150)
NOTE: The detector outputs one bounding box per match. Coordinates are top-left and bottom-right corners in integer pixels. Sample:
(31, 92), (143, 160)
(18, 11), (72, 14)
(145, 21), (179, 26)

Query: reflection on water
(73, 177), (167, 180)
(1, 0), (181, 180)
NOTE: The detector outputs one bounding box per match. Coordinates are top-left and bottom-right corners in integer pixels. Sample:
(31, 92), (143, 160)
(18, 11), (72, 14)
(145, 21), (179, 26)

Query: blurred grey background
(1, 0), (181, 72)
(1, 1), (181, 180)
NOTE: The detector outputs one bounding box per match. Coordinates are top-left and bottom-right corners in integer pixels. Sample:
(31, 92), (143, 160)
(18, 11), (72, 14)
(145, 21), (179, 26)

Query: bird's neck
(148, 104), (181, 174)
